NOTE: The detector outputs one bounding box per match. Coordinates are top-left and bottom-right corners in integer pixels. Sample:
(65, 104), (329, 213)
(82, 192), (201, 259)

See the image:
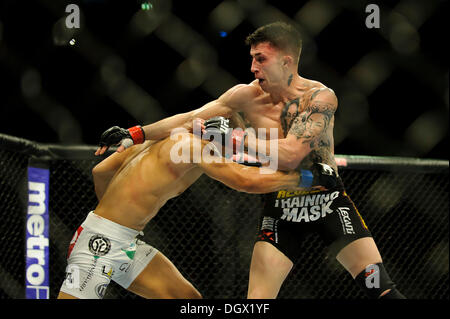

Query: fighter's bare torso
(240, 78), (337, 172)
(94, 139), (203, 231)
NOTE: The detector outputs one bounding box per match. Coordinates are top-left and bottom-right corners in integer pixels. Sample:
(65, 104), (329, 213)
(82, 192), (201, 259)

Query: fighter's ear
(282, 55), (293, 67)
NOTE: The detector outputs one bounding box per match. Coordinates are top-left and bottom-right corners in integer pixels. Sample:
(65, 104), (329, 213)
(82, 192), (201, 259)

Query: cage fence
(0, 133), (448, 299)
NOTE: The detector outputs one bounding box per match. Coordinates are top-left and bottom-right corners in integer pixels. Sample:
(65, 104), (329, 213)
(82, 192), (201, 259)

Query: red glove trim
(128, 125), (145, 144)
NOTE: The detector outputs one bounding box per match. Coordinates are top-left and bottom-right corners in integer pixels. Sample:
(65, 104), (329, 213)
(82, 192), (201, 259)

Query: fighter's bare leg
(336, 237), (391, 297)
(247, 241), (293, 299)
(127, 251), (202, 299)
(57, 291), (79, 299)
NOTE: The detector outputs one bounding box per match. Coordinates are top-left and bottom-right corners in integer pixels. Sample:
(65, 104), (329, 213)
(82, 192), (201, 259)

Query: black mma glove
(98, 125), (145, 150)
(232, 153), (262, 167)
(202, 116), (247, 155)
(298, 163), (338, 189)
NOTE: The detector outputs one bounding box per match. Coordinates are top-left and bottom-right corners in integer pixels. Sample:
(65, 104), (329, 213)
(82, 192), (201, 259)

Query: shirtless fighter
(96, 22), (405, 299)
(58, 115), (333, 299)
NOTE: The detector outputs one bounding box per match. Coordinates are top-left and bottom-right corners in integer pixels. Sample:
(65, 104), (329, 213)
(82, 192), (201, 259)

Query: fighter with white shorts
(60, 212), (158, 299)
(57, 116), (315, 299)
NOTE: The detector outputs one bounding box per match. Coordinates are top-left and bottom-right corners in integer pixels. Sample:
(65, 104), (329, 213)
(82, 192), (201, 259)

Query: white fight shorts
(59, 212), (158, 299)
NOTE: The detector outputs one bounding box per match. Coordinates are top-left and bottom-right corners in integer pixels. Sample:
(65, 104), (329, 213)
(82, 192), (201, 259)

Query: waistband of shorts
(265, 177), (345, 198)
(81, 212), (143, 241)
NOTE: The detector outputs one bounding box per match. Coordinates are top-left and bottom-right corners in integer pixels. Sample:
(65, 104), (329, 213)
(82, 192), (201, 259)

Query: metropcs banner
(25, 164), (50, 299)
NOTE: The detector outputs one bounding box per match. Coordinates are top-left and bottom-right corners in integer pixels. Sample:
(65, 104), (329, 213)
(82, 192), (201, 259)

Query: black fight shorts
(256, 178), (372, 261)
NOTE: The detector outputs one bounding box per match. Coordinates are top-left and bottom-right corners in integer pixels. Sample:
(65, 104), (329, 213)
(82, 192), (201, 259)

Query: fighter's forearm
(245, 133), (310, 171)
(201, 160), (299, 194)
(141, 111), (193, 141)
(142, 100), (234, 141)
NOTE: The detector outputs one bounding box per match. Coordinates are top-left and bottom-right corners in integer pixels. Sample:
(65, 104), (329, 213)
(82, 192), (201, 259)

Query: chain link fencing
(0, 134), (448, 299)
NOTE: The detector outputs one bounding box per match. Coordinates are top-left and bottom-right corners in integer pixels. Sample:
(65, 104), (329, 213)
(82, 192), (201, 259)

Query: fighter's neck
(268, 74), (307, 104)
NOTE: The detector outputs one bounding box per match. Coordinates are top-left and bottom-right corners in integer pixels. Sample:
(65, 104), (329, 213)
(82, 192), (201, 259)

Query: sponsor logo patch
(259, 217), (277, 242)
(88, 235), (111, 257)
(95, 283), (108, 298)
(278, 191), (340, 223)
(337, 207), (355, 234)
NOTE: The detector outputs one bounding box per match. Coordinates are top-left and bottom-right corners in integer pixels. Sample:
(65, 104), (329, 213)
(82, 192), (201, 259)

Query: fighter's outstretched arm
(199, 159), (300, 194)
(172, 132), (301, 194)
(169, 132), (336, 193)
(95, 84), (256, 155)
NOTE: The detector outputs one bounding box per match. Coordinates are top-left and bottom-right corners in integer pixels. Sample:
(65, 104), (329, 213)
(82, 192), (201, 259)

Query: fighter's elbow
(92, 162), (113, 187)
(92, 162), (110, 178)
(92, 163), (102, 178)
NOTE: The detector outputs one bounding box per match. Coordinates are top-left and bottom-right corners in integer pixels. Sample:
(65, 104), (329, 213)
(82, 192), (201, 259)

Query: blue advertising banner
(25, 165), (50, 299)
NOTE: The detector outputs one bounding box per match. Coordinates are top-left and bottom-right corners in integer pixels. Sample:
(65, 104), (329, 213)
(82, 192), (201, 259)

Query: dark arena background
(0, 0), (448, 305)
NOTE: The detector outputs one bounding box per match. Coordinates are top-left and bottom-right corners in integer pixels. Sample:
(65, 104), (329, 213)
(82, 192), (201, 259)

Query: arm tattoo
(288, 101), (336, 146)
(281, 97), (300, 136)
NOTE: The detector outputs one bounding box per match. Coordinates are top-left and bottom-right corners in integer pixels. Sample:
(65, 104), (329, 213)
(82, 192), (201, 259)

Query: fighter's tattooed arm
(275, 88), (338, 170)
(288, 100), (336, 147)
(280, 97), (300, 135)
(241, 87), (337, 171)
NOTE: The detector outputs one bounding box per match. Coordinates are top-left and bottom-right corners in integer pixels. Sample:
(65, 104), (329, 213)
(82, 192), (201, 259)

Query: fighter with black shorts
(95, 22), (406, 300)
(257, 176), (372, 261)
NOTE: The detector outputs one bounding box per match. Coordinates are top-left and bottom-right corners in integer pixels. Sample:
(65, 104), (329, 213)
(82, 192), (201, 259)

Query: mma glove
(232, 153), (262, 167)
(203, 116), (247, 156)
(98, 125), (145, 150)
(298, 163), (338, 189)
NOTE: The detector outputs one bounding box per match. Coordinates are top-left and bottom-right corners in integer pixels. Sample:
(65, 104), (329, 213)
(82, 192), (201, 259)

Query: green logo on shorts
(122, 242), (136, 260)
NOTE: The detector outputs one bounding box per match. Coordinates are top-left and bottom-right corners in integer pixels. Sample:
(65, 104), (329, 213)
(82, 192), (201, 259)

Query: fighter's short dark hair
(245, 21), (302, 64)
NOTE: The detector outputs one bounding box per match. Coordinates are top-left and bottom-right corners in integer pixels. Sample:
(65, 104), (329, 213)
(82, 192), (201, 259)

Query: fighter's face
(250, 42), (285, 92)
